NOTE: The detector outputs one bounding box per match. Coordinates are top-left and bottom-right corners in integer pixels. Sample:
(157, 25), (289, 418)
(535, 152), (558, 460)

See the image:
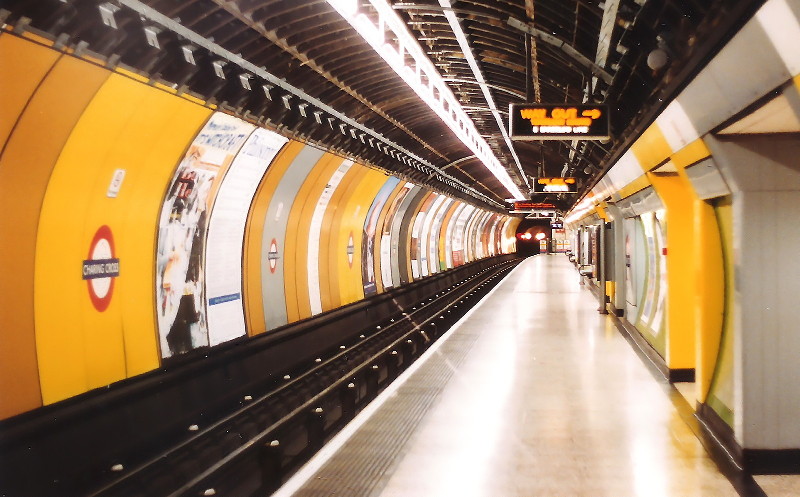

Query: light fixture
(647, 48), (669, 70)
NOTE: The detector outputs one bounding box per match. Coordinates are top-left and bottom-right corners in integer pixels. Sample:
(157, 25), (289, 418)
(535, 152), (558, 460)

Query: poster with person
(155, 113), (254, 358)
(205, 127), (287, 345)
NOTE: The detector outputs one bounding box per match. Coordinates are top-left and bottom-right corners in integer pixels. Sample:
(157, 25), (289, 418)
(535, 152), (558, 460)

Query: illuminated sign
(513, 202), (555, 210)
(533, 177), (578, 194)
(551, 222), (563, 229)
(509, 104), (610, 140)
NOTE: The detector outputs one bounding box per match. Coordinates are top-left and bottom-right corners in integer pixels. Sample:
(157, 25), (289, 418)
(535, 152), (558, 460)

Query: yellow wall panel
(631, 124), (672, 171)
(618, 174), (652, 199)
(302, 155), (352, 316)
(706, 199), (734, 424)
(337, 169), (388, 306)
(0, 35), (60, 152)
(671, 139), (712, 169)
(0, 55), (109, 417)
(19, 31), (57, 47)
(114, 67), (150, 84)
(321, 166), (368, 311)
(648, 172), (696, 370)
(114, 84), (211, 374)
(244, 141), (304, 335)
(595, 204), (609, 222)
(693, 199), (725, 403)
(34, 74), (209, 404)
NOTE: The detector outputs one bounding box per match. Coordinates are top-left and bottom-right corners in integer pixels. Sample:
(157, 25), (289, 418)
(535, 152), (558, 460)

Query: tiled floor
(273, 254), (798, 497)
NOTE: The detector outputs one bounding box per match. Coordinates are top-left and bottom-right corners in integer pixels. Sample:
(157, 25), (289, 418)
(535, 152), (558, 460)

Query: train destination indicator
(513, 202), (556, 210)
(533, 177), (578, 194)
(509, 104), (610, 140)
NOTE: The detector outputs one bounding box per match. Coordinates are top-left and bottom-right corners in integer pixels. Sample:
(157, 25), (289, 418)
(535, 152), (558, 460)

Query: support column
(648, 171), (696, 375)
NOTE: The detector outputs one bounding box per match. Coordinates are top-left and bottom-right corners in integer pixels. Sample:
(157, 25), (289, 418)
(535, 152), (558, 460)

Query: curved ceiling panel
(4, 0), (765, 212)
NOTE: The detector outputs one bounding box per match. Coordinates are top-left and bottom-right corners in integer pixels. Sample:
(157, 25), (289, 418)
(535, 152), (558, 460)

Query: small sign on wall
(107, 169), (126, 198)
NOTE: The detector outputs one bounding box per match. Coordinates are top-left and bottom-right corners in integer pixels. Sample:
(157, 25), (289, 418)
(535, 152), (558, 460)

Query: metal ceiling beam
(441, 78), (525, 99)
(117, 0), (503, 209)
(524, 0), (542, 103)
(507, 16), (614, 85)
(211, 0), (449, 163)
(437, 0), (529, 191)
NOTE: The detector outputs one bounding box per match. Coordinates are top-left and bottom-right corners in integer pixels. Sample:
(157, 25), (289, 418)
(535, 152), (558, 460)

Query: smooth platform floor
(272, 255), (799, 497)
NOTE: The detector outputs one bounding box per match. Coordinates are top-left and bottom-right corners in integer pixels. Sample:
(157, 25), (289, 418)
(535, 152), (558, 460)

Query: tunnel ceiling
(5, 0), (765, 213)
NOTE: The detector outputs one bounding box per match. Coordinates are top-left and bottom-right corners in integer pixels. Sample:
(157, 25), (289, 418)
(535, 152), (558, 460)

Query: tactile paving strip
(291, 331), (481, 497)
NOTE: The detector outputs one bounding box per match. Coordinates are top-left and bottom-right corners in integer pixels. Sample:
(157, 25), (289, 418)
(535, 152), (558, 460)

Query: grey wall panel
(617, 186), (663, 217)
(704, 134), (800, 448)
(685, 157), (732, 200)
(606, 204), (627, 312)
(260, 145), (326, 330)
(391, 186), (425, 287)
(707, 134), (800, 193)
(679, 20), (790, 137)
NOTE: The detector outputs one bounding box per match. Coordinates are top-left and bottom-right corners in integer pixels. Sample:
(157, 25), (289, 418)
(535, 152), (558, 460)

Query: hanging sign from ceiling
(513, 201), (556, 210)
(509, 103), (610, 140)
(533, 177), (578, 193)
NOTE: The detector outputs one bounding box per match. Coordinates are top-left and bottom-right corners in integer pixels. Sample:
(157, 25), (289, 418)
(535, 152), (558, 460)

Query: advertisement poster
(362, 177), (400, 295)
(155, 113), (254, 358)
(451, 204), (475, 267)
(308, 159), (353, 315)
(488, 219), (500, 256)
(639, 212), (658, 327)
(428, 196), (455, 274)
(650, 211), (668, 335)
(420, 195), (448, 277)
(477, 213), (494, 258)
(444, 203), (467, 268)
(410, 194), (437, 279)
(205, 128), (287, 346)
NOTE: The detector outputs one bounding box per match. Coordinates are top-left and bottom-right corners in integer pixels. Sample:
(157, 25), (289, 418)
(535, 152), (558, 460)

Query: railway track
(91, 258), (520, 496)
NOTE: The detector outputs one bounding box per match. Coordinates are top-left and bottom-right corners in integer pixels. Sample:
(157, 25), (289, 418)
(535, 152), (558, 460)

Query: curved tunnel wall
(0, 32), (517, 420)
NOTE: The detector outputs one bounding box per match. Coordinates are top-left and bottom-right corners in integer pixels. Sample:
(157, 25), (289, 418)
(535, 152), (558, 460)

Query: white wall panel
(757, 0), (800, 75)
(656, 100), (701, 152)
(205, 127), (286, 346)
(607, 151), (644, 191)
(681, 18), (789, 137)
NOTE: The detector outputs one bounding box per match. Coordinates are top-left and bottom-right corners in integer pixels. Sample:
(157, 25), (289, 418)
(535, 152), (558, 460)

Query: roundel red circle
(268, 239), (279, 274)
(85, 225), (116, 312)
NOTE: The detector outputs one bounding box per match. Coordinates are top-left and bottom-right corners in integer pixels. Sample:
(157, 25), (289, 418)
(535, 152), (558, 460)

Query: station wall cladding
(0, 32), (517, 420)
(564, 0), (800, 451)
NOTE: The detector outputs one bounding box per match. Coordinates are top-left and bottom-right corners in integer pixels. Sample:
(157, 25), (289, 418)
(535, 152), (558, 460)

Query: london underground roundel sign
(268, 239), (279, 274)
(82, 225), (120, 312)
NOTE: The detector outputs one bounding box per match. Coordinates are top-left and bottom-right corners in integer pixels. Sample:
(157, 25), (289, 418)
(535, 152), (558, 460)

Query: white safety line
(271, 261), (525, 496)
